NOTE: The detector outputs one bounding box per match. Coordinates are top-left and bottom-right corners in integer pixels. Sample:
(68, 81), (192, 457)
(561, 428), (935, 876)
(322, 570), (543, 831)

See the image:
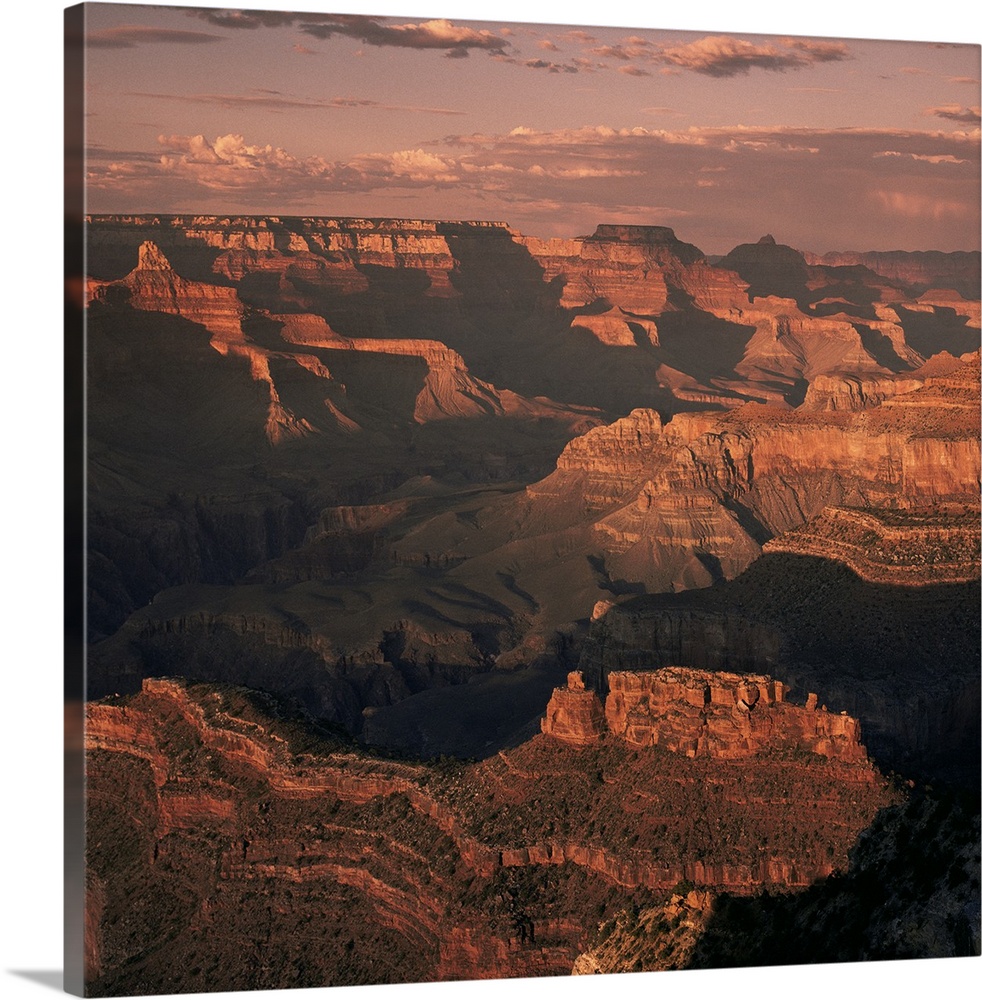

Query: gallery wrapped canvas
(63, 2), (980, 998)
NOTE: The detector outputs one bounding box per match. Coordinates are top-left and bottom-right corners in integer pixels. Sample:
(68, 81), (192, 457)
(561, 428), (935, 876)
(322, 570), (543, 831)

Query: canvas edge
(57, 4), (982, 999)
(65, 4), (87, 996)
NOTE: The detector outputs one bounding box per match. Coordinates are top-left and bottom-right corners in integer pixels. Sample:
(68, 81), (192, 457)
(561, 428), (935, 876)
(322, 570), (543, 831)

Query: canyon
(82, 214), (981, 988)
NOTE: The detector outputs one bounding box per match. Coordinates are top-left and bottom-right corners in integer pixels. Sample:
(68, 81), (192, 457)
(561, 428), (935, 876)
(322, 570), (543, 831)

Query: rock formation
(571, 786), (980, 973)
(763, 505), (981, 585)
(543, 669), (867, 764)
(540, 671), (605, 745)
(83, 674), (896, 994)
(479, 349), (979, 604)
(86, 215), (974, 417)
(87, 239), (246, 345)
(572, 889), (715, 975)
(803, 248), (981, 299)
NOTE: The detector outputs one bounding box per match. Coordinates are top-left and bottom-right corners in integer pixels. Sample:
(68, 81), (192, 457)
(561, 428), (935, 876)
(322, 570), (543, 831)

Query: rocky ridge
(571, 785), (981, 974)
(84, 674), (895, 992)
(763, 505), (981, 584)
(86, 215), (981, 417)
(89, 240), (587, 442)
(505, 350), (980, 596)
(803, 248), (981, 299)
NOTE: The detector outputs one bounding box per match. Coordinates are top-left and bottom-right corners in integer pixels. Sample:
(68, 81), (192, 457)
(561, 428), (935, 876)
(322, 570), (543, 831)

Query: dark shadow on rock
(895, 304), (980, 358)
(684, 788), (981, 968)
(656, 308), (758, 380)
(855, 324), (910, 370)
(86, 220), (227, 283)
(716, 236), (810, 304)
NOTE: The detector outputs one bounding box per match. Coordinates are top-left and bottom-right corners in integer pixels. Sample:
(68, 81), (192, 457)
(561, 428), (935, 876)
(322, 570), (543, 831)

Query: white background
(1, 2), (978, 999)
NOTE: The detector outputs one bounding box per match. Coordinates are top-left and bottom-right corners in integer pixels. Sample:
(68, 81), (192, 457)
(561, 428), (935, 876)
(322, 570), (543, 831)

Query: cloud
(571, 57), (604, 73)
(493, 55), (579, 74)
(155, 133), (333, 192)
(86, 25), (225, 48)
(297, 16), (509, 57)
(589, 40), (659, 62)
(562, 30), (598, 44)
(949, 76), (980, 85)
(549, 32), (852, 79)
(353, 148), (461, 184)
(183, 9), (309, 30)
(184, 9), (513, 59)
(784, 39), (851, 61)
(292, 44), (317, 56)
(926, 104), (982, 124)
(654, 35), (850, 77)
(127, 89), (466, 116)
(537, 40), (559, 52)
(157, 133), (225, 163)
(876, 149), (967, 164)
(87, 123), (980, 251)
(911, 153), (967, 164)
(88, 132), (469, 207)
(523, 58), (578, 74)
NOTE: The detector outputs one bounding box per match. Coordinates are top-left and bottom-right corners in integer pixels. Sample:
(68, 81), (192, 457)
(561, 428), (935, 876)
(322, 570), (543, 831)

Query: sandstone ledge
(543, 668), (870, 765)
(763, 505), (981, 585)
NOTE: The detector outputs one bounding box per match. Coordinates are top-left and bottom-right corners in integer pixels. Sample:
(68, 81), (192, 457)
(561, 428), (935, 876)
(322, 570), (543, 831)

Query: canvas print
(66, 2), (981, 995)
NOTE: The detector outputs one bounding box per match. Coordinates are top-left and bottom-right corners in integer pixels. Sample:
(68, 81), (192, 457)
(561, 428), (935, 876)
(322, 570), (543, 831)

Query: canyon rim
(63, 3), (981, 999)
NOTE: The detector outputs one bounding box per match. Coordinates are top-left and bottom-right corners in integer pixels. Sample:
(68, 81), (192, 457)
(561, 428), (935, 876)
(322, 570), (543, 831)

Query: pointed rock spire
(137, 240), (173, 271)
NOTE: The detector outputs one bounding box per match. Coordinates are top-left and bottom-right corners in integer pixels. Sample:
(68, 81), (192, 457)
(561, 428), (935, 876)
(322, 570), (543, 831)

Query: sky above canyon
(79, 1), (981, 253)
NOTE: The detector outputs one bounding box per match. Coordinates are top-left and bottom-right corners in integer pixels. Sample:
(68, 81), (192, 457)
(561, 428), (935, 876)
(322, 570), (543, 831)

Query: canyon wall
(803, 248), (981, 298)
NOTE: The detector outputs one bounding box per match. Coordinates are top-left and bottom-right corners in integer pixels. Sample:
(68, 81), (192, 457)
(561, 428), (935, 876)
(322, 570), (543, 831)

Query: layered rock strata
(764, 505), (981, 585)
(85, 216), (978, 417)
(803, 248), (981, 298)
(540, 671), (605, 745)
(85, 675), (894, 993)
(543, 669), (866, 763)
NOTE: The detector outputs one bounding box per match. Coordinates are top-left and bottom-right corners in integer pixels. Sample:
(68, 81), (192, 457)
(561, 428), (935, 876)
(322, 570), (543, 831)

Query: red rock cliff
(542, 668), (868, 765)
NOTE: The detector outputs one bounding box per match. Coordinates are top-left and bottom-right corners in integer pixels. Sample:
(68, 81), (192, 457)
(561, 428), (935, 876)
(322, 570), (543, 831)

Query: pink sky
(80, 1), (981, 253)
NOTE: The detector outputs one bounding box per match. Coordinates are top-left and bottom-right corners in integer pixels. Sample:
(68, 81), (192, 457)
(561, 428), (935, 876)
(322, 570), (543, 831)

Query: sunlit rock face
(540, 671), (605, 744)
(543, 668), (868, 764)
